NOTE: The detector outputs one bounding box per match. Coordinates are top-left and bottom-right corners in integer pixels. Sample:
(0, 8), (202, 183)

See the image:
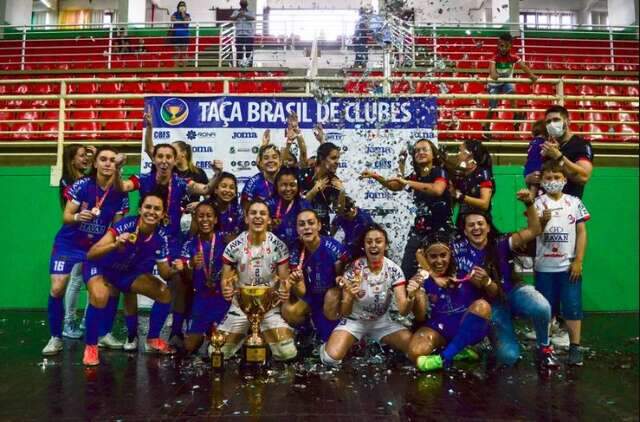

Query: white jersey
(223, 231), (289, 287)
(534, 194), (590, 272)
(344, 256), (406, 321)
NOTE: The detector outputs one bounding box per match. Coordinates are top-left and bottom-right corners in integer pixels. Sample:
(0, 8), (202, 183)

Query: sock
(170, 311), (185, 337)
(570, 342), (580, 348)
(48, 295), (64, 338)
(148, 302), (170, 339)
(99, 296), (119, 337)
(125, 314), (138, 341)
(85, 304), (103, 346)
(441, 313), (489, 364)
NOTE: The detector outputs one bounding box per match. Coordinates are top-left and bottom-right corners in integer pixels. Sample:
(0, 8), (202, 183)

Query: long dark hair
(421, 230), (457, 278)
(463, 139), (493, 175)
(274, 166), (300, 198)
(350, 223), (390, 263)
(211, 171), (238, 203)
(456, 210), (502, 284)
(62, 144), (86, 183)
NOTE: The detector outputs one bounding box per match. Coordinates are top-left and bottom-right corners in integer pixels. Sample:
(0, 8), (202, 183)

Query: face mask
(546, 121), (565, 138)
(541, 180), (566, 194)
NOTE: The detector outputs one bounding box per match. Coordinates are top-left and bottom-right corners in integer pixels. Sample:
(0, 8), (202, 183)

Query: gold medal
(163, 216), (170, 226)
(91, 207), (101, 217)
(128, 233), (138, 243)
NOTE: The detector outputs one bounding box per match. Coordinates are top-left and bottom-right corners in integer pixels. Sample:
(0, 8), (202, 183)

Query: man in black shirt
(540, 105), (594, 198)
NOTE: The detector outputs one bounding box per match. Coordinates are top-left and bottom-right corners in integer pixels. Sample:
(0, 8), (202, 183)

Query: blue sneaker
(62, 320), (84, 339)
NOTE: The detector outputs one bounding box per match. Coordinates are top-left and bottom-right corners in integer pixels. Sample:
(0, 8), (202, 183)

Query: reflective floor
(0, 311), (637, 421)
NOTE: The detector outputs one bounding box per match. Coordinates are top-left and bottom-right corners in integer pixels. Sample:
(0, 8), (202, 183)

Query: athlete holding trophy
(219, 200), (303, 366)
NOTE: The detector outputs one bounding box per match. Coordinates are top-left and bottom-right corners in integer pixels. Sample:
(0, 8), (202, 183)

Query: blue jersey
(180, 233), (225, 294)
(423, 275), (481, 317)
(54, 178), (129, 251)
(241, 172), (274, 203)
(130, 171), (189, 240)
(218, 201), (244, 242)
(91, 215), (169, 274)
(266, 196), (312, 249)
(331, 208), (374, 255)
(452, 235), (516, 294)
(289, 236), (348, 298)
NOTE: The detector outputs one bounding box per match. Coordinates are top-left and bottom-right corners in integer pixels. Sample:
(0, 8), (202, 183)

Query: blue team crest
(160, 98), (189, 126)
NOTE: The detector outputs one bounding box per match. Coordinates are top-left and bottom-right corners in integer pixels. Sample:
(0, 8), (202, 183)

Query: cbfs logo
(160, 98), (189, 126)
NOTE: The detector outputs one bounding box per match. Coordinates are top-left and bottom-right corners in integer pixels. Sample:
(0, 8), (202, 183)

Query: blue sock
(170, 312), (185, 337)
(148, 302), (170, 339)
(125, 314), (138, 341)
(441, 313), (489, 364)
(99, 296), (119, 337)
(85, 304), (103, 346)
(48, 295), (64, 338)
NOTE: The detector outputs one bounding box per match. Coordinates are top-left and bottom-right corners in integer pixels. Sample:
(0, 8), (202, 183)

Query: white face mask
(546, 121), (565, 138)
(541, 180), (566, 194)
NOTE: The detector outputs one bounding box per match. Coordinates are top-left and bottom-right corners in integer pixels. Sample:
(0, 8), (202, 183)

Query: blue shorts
(488, 83), (514, 108)
(534, 271), (583, 320)
(50, 243), (87, 275)
(424, 312), (465, 343)
(301, 293), (339, 342)
(187, 293), (230, 335)
(83, 262), (140, 293)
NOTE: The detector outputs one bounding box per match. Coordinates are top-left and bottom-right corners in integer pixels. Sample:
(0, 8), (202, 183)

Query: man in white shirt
(230, 0), (256, 67)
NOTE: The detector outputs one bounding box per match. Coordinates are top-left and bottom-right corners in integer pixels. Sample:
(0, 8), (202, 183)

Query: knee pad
(319, 344), (342, 367)
(269, 339), (297, 361)
(221, 340), (243, 359)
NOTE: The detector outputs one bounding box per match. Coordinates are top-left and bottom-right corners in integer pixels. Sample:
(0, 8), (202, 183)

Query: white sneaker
(98, 333), (124, 349)
(523, 328), (537, 341)
(123, 337), (138, 352)
(551, 329), (570, 348)
(42, 337), (63, 356)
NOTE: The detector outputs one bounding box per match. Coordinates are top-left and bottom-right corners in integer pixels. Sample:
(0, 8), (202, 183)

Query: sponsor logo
(195, 161), (212, 169)
(153, 130), (170, 140)
(160, 98), (189, 126)
(410, 130), (433, 139)
(232, 132), (258, 140)
(366, 146), (393, 154)
(337, 162), (348, 169)
(373, 159), (392, 169)
(543, 233), (569, 243)
(325, 132), (345, 141)
(192, 146), (213, 153)
(364, 191), (394, 200)
(186, 130), (197, 140)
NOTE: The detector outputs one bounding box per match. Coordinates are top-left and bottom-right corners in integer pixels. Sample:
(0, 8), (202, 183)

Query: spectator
(230, 0), (256, 67)
(540, 105), (594, 199)
(534, 160), (590, 366)
(484, 33), (538, 138)
(170, 1), (191, 67)
(523, 119), (548, 196)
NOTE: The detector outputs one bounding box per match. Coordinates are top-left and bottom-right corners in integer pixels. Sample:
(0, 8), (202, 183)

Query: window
(591, 11), (609, 26)
(268, 9), (360, 42)
(520, 10), (577, 29)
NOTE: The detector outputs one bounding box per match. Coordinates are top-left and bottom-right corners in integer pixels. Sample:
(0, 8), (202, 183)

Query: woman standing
(241, 144), (282, 210)
(42, 147), (129, 356)
(266, 166), (311, 249)
(83, 193), (181, 365)
(59, 144), (94, 339)
(208, 172), (244, 244)
(170, 1), (191, 67)
(361, 138), (452, 279)
(319, 225), (413, 366)
(449, 139), (494, 214)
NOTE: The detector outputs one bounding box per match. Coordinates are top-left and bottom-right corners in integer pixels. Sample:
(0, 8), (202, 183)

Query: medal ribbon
(198, 235), (216, 284)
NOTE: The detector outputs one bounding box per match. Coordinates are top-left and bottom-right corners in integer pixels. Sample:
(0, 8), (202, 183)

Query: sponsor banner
(140, 96), (437, 284)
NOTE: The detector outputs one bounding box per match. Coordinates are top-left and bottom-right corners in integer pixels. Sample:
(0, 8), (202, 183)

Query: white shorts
(219, 303), (292, 335)
(333, 315), (407, 342)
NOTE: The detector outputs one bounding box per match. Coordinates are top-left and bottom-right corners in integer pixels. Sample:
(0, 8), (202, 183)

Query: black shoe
(567, 344), (584, 366)
(537, 345), (560, 369)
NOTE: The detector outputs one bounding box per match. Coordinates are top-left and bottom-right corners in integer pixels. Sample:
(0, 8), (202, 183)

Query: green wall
(0, 165), (637, 311)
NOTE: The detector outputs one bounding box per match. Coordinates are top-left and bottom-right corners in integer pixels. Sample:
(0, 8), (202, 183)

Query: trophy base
(241, 343), (270, 371)
(211, 352), (224, 372)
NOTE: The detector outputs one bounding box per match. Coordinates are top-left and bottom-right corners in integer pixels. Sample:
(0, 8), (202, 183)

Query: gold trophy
(236, 284), (278, 368)
(210, 323), (227, 372)
(167, 105), (182, 120)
